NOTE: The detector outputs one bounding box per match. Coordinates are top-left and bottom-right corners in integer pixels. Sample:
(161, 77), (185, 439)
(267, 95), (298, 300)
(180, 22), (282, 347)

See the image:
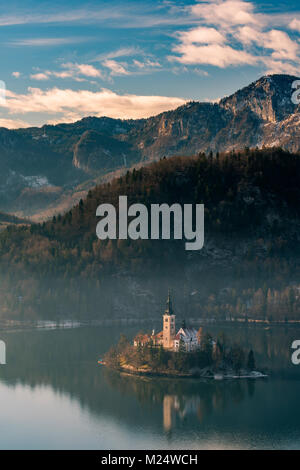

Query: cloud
(30, 73), (49, 81)
(261, 58), (300, 76)
(237, 27), (299, 61)
(103, 60), (129, 76)
(102, 57), (162, 77)
(0, 8), (125, 27)
(12, 71), (21, 78)
(30, 63), (104, 82)
(61, 63), (103, 78)
(94, 47), (141, 61)
(177, 26), (226, 45)
(171, 43), (258, 67)
(0, 4), (194, 29)
(29, 57), (161, 83)
(93, 48), (162, 78)
(132, 59), (161, 69)
(8, 37), (87, 46)
(190, 0), (260, 27)
(170, 1), (300, 73)
(1, 87), (187, 122)
(194, 69), (209, 77)
(289, 19), (300, 33)
(0, 118), (31, 129)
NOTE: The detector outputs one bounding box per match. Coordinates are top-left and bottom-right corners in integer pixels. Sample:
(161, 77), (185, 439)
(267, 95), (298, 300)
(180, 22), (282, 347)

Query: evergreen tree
(247, 350), (256, 371)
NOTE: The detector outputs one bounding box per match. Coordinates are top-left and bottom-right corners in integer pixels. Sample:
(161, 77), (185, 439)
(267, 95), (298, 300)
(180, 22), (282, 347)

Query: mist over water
(0, 323), (300, 449)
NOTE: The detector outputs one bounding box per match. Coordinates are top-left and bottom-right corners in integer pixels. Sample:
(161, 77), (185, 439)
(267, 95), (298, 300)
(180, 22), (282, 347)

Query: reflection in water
(163, 396), (174, 432)
(103, 369), (256, 432)
(0, 324), (299, 449)
(163, 395), (202, 431)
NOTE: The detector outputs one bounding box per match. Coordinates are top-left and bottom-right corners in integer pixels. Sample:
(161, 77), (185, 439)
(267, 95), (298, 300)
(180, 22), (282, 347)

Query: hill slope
(0, 212), (29, 231)
(0, 147), (299, 321)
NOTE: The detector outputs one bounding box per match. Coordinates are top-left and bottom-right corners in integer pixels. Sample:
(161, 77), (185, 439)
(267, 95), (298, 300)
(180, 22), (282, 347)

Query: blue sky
(0, 0), (299, 128)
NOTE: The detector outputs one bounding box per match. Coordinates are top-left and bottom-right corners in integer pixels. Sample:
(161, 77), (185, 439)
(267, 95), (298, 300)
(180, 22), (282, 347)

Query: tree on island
(247, 350), (256, 371)
(201, 333), (213, 365)
(175, 338), (188, 372)
(229, 346), (245, 374)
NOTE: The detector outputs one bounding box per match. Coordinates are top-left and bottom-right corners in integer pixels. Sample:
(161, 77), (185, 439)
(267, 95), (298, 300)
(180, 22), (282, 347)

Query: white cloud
(170, 1), (300, 73)
(94, 47), (141, 61)
(1, 87), (187, 121)
(194, 68), (209, 77)
(0, 8), (126, 27)
(29, 63), (104, 82)
(177, 26), (226, 45)
(103, 59), (129, 76)
(262, 30), (299, 61)
(12, 71), (21, 78)
(0, 4), (194, 29)
(133, 59), (161, 69)
(8, 37), (87, 47)
(61, 63), (103, 78)
(237, 27), (299, 61)
(190, 0), (260, 27)
(171, 43), (258, 67)
(261, 58), (300, 76)
(94, 48), (162, 78)
(289, 19), (300, 33)
(28, 57), (161, 84)
(30, 72), (49, 81)
(0, 118), (31, 129)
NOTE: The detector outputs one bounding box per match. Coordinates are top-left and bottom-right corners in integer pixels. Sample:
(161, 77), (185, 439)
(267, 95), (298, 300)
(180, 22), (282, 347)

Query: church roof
(176, 327), (198, 340)
(154, 331), (163, 339)
(134, 333), (151, 343)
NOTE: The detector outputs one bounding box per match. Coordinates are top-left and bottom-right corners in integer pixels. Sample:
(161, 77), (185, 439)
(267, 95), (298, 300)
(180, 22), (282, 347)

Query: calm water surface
(0, 323), (300, 449)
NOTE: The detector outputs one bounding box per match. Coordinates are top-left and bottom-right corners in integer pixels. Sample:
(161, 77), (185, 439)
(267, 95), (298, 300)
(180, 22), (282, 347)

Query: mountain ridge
(1, 74), (299, 219)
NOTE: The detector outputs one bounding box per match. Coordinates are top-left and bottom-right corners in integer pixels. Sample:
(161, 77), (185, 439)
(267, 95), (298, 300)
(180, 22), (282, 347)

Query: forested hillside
(0, 147), (299, 321)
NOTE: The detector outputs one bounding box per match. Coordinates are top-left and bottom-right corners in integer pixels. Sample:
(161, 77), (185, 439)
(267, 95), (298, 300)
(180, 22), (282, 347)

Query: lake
(0, 323), (300, 450)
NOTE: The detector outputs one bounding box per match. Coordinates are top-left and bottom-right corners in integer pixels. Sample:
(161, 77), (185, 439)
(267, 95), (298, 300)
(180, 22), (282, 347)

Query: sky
(0, 0), (299, 128)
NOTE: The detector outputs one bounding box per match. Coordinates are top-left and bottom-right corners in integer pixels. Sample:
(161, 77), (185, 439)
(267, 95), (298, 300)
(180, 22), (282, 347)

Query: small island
(104, 292), (267, 380)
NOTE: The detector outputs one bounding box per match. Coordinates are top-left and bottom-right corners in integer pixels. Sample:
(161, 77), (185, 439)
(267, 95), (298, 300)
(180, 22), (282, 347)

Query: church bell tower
(163, 290), (176, 349)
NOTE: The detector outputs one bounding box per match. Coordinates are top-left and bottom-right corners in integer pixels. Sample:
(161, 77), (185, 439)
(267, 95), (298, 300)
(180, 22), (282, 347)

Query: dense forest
(0, 147), (299, 321)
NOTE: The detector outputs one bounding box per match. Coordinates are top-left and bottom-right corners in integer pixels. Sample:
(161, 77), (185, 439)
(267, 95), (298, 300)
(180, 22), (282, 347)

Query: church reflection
(161, 380), (255, 431)
(163, 394), (202, 431)
(103, 369), (257, 432)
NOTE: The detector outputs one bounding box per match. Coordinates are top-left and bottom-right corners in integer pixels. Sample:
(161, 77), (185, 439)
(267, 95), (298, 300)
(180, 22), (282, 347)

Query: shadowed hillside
(0, 212), (29, 231)
(0, 147), (299, 321)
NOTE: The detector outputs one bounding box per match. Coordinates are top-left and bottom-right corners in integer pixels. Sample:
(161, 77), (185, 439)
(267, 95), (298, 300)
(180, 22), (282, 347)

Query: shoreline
(1, 317), (300, 331)
(104, 364), (268, 380)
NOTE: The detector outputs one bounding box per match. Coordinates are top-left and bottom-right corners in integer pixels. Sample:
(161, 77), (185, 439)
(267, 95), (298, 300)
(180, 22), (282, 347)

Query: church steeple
(163, 289), (176, 349)
(165, 289), (173, 315)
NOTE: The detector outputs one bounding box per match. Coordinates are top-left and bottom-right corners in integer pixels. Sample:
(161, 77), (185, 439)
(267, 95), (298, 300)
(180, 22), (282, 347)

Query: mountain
(0, 211), (29, 231)
(0, 148), (299, 321)
(0, 74), (299, 219)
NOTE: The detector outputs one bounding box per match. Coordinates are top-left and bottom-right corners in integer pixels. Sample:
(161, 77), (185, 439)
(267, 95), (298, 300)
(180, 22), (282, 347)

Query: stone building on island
(134, 291), (205, 353)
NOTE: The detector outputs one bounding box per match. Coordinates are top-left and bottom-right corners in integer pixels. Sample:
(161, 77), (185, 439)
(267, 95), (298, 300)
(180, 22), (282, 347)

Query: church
(134, 291), (203, 352)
